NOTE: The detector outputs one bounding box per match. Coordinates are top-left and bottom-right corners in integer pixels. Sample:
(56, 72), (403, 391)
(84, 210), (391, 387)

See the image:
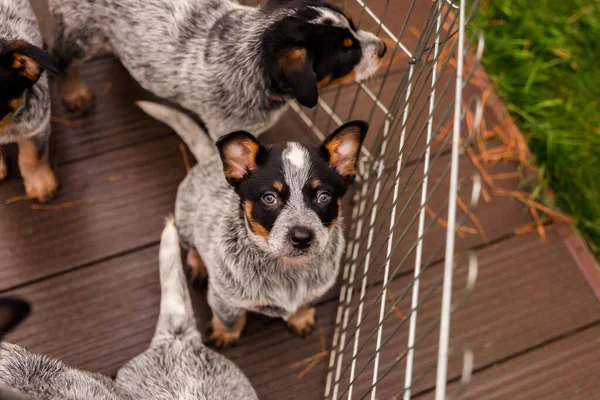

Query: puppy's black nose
(377, 40), (387, 58)
(289, 227), (314, 249)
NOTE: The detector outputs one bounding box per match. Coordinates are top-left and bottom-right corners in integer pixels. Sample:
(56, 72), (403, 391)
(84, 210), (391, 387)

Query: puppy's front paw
(60, 79), (95, 112)
(209, 314), (246, 349)
(22, 165), (58, 203)
(287, 306), (316, 338)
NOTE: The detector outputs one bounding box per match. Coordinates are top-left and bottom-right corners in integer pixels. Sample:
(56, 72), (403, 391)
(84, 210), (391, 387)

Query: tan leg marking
(18, 139), (58, 203)
(60, 64), (95, 112)
(287, 304), (316, 338)
(210, 313), (246, 349)
(187, 249), (208, 282)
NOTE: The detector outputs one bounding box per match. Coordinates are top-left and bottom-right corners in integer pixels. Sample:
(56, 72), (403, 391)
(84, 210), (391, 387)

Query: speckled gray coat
(50, 0), (383, 139)
(0, 342), (121, 400)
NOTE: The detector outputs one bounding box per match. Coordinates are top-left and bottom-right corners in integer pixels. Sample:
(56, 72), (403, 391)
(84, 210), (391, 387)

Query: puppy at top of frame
(1, 0), (60, 203)
(138, 101), (368, 347)
(51, 0), (386, 139)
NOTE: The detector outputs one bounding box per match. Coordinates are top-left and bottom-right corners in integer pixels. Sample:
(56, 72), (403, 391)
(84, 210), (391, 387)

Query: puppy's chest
(218, 255), (337, 317)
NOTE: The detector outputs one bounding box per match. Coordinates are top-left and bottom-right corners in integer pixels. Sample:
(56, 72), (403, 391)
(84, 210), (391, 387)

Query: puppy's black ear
(217, 131), (267, 186)
(278, 47), (318, 108)
(0, 41), (59, 85)
(0, 297), (30, 341)
(320, 120), (369, 182)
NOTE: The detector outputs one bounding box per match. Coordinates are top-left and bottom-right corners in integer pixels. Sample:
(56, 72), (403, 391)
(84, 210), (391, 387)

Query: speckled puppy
(50, 0), (385, 140)
(116, 219), (258, 400)
(0, 297), (121, 400)
(1, 0), (60, 202)
(138, 101), (368, 347)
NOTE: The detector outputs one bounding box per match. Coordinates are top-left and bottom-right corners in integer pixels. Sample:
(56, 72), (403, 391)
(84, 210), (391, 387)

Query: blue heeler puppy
(50, 0), (386, 139)
(138, 101), (368, 347)
(1, 0), (60, 202)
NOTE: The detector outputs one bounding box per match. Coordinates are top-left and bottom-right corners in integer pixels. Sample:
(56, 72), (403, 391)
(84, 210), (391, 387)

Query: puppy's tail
(153, 216), (198, 341)
(136, 101), (215, 162)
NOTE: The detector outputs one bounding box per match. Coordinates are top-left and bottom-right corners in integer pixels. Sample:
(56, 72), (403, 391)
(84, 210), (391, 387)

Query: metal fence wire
(290, 0), (485, 399)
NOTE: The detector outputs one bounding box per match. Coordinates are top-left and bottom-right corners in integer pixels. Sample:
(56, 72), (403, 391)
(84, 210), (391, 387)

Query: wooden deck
(1, 1), (599, 399)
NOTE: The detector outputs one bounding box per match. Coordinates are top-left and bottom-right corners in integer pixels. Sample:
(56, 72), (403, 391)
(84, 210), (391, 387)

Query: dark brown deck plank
(423, 323), (600, 400)
(47, 58), (175, 165)
(330, 229), (600, 398)
(0, 136), (185, 291)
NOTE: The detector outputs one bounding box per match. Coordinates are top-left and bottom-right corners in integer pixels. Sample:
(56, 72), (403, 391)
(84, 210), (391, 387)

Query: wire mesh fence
(289, 0), (486, 398)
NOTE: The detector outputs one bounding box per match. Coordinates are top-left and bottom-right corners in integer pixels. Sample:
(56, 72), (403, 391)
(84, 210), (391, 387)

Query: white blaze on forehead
(282, 143), (312, 206)
(285, 142), (309, 169)
(309, 6), (349, 29)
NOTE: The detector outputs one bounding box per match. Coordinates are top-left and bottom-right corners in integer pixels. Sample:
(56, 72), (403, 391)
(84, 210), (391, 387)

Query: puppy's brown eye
(343, 38), (354, 48)
(262, 192), (278, 205)
(317, 191), (332, 205)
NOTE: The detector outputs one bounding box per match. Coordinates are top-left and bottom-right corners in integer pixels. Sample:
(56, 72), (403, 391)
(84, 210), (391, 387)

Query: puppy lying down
(139, 101), (368, 347)
(0, 222), (257, 400)
(51, 0), (386, 139)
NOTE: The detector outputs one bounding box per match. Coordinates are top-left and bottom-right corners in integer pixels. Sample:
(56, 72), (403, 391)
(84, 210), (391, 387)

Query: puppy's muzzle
(289, 226), (314, 250)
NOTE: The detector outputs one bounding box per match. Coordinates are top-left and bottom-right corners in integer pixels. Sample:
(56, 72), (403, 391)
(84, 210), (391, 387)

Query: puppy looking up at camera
(139, 101), (368, 347)
(1, 0), (60, 202)
(50, 0), (386, 139)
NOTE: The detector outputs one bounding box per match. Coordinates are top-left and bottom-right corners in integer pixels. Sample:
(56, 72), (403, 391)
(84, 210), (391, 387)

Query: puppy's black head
(0, 40), (58, 129)
(261, 0), (386, 108)
(217, 120), (368, 260)
(0, 297), (30, 341)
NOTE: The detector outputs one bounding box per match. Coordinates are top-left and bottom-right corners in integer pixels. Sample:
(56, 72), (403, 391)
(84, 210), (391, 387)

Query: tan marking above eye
(312, 179), (321, 189)
(273, 181), (284, 192)
(343, 38), (353, 48)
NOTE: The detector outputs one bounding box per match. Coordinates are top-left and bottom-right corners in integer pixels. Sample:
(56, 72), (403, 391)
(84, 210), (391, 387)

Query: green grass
(468, 0), (600, 256)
